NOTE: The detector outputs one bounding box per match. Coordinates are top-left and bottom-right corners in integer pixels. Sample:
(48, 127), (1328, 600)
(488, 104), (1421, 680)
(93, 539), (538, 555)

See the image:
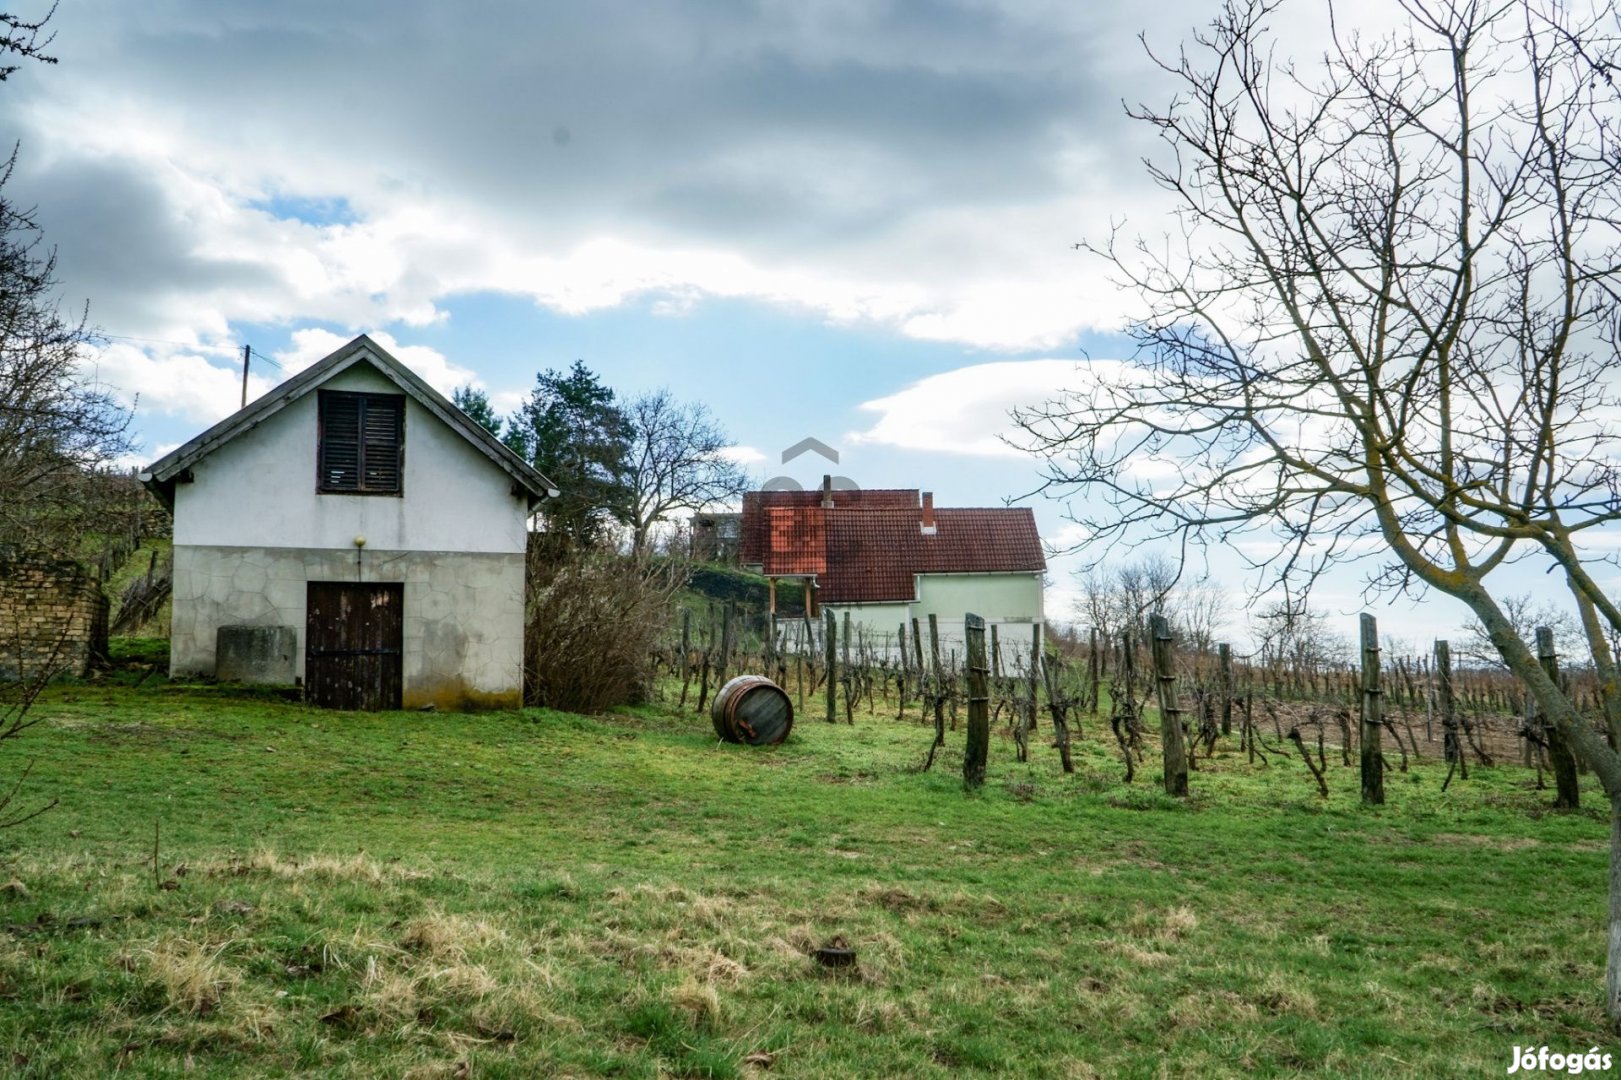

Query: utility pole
(240, 344), (251, 409)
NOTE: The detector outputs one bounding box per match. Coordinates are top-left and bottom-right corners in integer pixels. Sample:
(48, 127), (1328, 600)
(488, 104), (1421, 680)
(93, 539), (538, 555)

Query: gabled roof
(141, 334), (557, 510)
(741, 490), (1046, 604)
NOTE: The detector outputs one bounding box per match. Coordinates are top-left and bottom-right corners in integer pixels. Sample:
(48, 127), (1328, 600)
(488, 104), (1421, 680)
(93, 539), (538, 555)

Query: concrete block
(215, 625), (297, 685)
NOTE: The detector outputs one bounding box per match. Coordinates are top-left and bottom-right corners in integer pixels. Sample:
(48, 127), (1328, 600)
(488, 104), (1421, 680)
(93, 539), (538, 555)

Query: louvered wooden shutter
(319, 391), (362, 491)
(319, 391), (404, 494)
(361, 395), (403, 492)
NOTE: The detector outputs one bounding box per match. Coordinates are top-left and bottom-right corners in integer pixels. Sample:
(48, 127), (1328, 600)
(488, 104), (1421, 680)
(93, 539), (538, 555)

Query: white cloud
(1045, 521), (1093, 551)
(720, 445), (768, 465)
(85, 342), (273, 426)
(272, 329), (476, 398)
(8, 0), (1200, 358)
(848, 359), (1129, 457)
(487, 388), (528, 418)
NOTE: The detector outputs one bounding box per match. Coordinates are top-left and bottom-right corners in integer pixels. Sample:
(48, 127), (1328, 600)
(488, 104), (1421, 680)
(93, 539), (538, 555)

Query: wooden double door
(305, 582), (403, 711)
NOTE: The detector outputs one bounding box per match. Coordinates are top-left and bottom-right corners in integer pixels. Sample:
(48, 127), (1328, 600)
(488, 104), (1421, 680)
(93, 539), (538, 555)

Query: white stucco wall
(170, 545), (525, 709)
(819, 601), (914, 661)
(912, 572), (1045, 652)
(822, 602), (914, 635)
(172, 363), (529, 555)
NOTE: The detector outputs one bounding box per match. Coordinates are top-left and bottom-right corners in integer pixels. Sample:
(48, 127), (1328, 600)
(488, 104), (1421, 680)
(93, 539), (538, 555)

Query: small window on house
(318, 390), (404, 494)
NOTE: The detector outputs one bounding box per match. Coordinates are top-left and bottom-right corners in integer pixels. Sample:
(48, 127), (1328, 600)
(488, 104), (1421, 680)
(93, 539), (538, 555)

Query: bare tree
(1175, 577), (1228, 660)
(1458, 592), (1582, 669)
(623, 390), (749, 557)
(0, 5), (56, 83)
(0, 156), (132, 556)
(1250, 599), (1346, 673)
(1015, 0), (1621, 1023)
(1115, 553), (1180, 644)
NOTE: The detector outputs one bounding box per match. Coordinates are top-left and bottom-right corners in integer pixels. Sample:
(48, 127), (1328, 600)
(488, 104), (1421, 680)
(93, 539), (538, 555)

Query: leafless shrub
(522, 549), (687, 713)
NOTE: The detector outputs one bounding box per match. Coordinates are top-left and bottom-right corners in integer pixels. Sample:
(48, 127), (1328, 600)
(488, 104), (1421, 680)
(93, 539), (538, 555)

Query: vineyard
(659, 600), (1605, 804)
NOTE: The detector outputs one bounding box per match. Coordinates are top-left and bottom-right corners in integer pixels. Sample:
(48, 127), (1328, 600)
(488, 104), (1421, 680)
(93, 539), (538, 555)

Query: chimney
(920, 491), (936, 534)
(821, 474), (834, 509)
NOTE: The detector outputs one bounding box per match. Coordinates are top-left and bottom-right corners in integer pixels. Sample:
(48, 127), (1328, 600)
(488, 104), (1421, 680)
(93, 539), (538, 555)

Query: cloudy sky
(0, 0), (1563, 651)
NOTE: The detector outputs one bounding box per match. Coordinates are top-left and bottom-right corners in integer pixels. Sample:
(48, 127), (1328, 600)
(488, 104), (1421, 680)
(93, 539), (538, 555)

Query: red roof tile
(740, 491), (1045, 604)
(740, 488), (921, 565)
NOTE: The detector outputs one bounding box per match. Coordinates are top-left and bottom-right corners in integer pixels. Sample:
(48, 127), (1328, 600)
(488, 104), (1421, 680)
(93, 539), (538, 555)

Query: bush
(523, 550), (686, 713)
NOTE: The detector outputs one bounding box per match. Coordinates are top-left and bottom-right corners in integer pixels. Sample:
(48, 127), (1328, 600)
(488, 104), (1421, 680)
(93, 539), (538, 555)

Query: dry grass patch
(1106, 941), (1173, 967)
(400, 911), (505, 961)
(668, 974), (724, 1029)
(206, 849), (434, 886)
(143, 935), (242, 1016)
(1123, 903), (1199, 944)
(1251, 970), (1319, 1018)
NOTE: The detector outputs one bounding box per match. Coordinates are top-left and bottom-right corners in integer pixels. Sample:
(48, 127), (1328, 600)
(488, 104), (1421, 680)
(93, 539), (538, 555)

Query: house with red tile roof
(740, 478), (1045, 647)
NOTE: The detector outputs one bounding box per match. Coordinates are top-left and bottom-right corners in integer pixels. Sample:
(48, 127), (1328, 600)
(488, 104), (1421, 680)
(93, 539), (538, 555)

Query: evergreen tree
(451, 385), (501, 437)
(504, 361), (631, 548)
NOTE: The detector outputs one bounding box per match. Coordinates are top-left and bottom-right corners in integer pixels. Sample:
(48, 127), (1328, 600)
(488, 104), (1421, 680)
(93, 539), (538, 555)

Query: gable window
(318, 390), (404, 495)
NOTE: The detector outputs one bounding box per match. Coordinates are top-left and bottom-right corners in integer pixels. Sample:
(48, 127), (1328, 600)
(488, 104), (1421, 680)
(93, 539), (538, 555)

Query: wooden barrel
(711, 674), (794, 746)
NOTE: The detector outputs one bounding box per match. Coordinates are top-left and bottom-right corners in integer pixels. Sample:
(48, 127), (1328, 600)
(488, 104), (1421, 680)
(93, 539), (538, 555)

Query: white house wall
(171, 545), (525, 709)
(172, 364), (529, 555)
(820, 602), (914, 636)
(912, 572), (1045, 652)
(810, 576), (1044, 660)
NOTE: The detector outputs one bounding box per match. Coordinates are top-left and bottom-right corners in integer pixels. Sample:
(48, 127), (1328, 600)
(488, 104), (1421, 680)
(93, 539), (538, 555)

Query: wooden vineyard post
(841, 611), (854, 724)
(1539, 626), (1580, 809)
(824, 609), (837, 724)
(1436, 639), (1467, 786)
(897, 622), (911, 721)
(1360, 613), (1385, 806)
(964, 613), (990, 788)
(1029, 622), (1042, 733)
(911, 617), (926, 685)
(1150, 614), (1188, 797)
(1041, 646), (1075, 772)
(1218, 643), (1233, 736)
(1088, 627), (1100, 715)
(766, 611), (777, 675)
(718, 600), (734, 687)
(1009, 625), (1027, 762)
(928, 614), (945, 745)
(678, 608), (692, 708)
(696, 605), (716, 714)
(898, 621), (910, 689)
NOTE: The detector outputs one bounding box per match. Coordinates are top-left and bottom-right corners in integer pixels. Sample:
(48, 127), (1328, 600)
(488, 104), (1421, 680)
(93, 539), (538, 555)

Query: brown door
(305, 582), (403, 710)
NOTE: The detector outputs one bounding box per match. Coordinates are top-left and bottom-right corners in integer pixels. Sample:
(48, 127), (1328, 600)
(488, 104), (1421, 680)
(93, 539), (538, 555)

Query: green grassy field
(0, 674), (1609, 1078)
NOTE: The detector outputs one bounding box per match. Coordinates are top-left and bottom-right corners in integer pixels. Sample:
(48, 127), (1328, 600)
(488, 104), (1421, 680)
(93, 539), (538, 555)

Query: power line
(96, 332), (282, 369)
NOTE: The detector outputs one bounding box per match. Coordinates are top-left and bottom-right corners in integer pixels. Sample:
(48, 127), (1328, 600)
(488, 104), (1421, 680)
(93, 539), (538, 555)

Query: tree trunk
(1540, 626), (1580, 810)
(1609, 795), (1621, 1028)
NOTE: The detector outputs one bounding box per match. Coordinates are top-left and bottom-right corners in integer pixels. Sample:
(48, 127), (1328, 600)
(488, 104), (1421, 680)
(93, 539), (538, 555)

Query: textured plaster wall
(171, 545), (524, 709)
(821, 602), (913, 633)
(172, 362), (529, 555)
(912, 573), (1045, 651)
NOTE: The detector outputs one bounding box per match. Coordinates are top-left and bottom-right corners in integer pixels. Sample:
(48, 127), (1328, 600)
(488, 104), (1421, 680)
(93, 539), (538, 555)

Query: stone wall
(0, 557), (109, 680)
